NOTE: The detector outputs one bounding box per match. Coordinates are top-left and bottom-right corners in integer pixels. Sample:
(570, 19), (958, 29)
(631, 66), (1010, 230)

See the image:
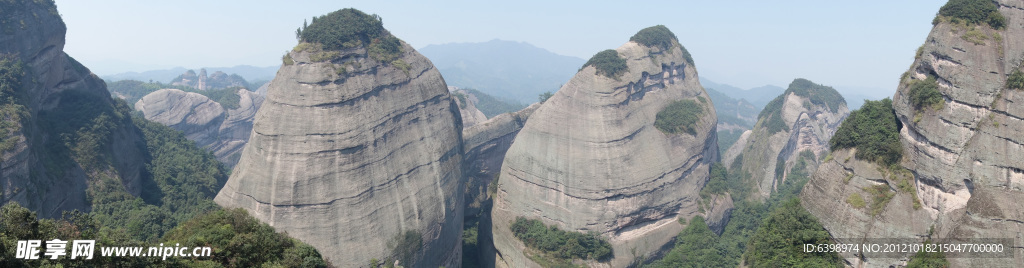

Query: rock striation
(0, 0), (148, 218)
(134, 88), (263, 167)
(802, 1), (1024, 266)
(731, 79), (848, 201)
(490, 26), (720, 267)
(213, 9), (465, 267)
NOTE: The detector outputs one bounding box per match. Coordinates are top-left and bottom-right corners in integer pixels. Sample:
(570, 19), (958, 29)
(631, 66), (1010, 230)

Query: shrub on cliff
(829, 98), (903, 167)
(655, 99), (704, 135)
(630, 25), (694, 65)
(298, 8), (402, 62)
(583, 49), (628, 78)
(936, 0), (1005, 29)
(510, 217), (613, 261)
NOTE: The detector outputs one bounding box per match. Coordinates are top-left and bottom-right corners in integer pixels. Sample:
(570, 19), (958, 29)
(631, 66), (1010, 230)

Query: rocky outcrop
(491, 26), (719, 267)
(170, 68), (249, 90)
(734, 79), (848, 201)
(134, 88), (263, 167)
(0, 1), (148, 218)
(452, 87), (489, 127)
(214, 9), (464, 267)
(802, 1), (1024, 266)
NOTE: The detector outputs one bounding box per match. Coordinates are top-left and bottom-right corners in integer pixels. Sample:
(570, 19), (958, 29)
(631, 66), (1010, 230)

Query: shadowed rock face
(0, 1), (147, 218)
(134, 88), (263, 167)
(802, 1), (1024, 266)
(490, 31), (719, 267)
(214, 29), (465, 266)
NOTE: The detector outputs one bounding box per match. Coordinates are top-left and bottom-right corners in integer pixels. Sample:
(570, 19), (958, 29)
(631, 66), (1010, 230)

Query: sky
(56, 0), (947, 98)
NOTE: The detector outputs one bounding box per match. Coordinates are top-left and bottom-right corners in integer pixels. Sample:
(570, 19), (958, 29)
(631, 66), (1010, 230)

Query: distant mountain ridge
(102, 65), (278, 84)
(419, 39), (585, 104)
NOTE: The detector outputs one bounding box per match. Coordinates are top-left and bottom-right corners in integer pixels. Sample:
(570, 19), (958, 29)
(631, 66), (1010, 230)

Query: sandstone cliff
(452, 87), (489, 127)
(134, 88), (263, 167)
(802, 1), (1024, 266)
(731, 79), (848, 201)
(490, 26), (721, 267)
(213, 9), (465, 267)
(0, 0), (148, 218)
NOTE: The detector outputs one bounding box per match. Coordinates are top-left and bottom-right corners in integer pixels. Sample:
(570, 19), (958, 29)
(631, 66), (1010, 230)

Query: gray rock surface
(490, 35), (720, 267)
(452, 88), (489, 127)
(736, 81), (848, 201)
(134, 88), (263, 167)
(803, 1), (1024, 266)
(462, 102), (540, 216)
(0, 1), (147, 218)
(170, 68), (249, 90)
(214, 34), (465, 266)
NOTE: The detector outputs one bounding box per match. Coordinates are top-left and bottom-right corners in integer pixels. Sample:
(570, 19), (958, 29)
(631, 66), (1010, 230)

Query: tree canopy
(829, 98), (903, 166)
(583, 49), (628, 78)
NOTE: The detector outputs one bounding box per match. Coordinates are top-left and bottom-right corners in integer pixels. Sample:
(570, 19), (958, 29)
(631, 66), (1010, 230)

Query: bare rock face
(491, 26), (719, 267)
(452, 87), (489, 127)
(462, 102), (540, 215)
(0, 1), (147, 218)
(134, 88), (263, 167)
(214, 9), (464, 267)
(802, 1), (1024, 266)
(734, 79), (848, 201)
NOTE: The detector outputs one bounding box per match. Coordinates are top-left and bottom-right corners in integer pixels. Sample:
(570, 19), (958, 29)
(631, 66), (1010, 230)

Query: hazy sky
(56, 0), (946, 97)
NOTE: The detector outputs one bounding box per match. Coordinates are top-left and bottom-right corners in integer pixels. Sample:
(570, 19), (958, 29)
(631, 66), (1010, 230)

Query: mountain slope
(728, 79), (849, 201)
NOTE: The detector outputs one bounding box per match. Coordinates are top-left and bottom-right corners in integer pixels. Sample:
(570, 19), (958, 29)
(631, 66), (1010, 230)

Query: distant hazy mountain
(102, 65), (278, 84)
(700, 77), (785, 110)
(419, 39), (585, 104)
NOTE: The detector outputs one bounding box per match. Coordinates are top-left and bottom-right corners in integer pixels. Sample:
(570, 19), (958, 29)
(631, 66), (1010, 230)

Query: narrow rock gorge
(490, 26), (722, 267)
(213, 9), (465, 267)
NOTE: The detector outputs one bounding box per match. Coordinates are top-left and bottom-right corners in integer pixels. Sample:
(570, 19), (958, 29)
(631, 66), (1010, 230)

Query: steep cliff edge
(0, 0), (148, 218)
(134, 88), (263, 167)
(491, 26), (721, 267)
(213, 9), (465, 267)
(452, 87), (489, 127)
(802, 0), (1024, 266)
(731, 79), (848, 201)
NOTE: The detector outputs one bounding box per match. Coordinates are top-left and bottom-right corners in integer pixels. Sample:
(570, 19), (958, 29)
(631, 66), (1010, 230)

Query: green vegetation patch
(906, 239), (950, 268)
(629, 25), (694, 66)
(908, 77), (944, 111)
(465, 88), (527, 118)
(866, 184), (895, 216)
(846, 193), (866, 209)
(297, 8), (403, 63)
(700, 163), (729, 201)
(936, 0), (1005, 29)
(163, 208), (328, 267)
(742, 198), (842, 268)
(0, 54), (28, 153)
(1007, 69), (1024, 89)
(756, 95), (790, 135)
(630, 25), (678, 51)
(583, 49), (628, 79)
(830, 98), (903, 167)
(655, 99), (704, 135)
(647, 216), (725, 267)
(510, 217), (613, 261)
(786, 79), (845, 113)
